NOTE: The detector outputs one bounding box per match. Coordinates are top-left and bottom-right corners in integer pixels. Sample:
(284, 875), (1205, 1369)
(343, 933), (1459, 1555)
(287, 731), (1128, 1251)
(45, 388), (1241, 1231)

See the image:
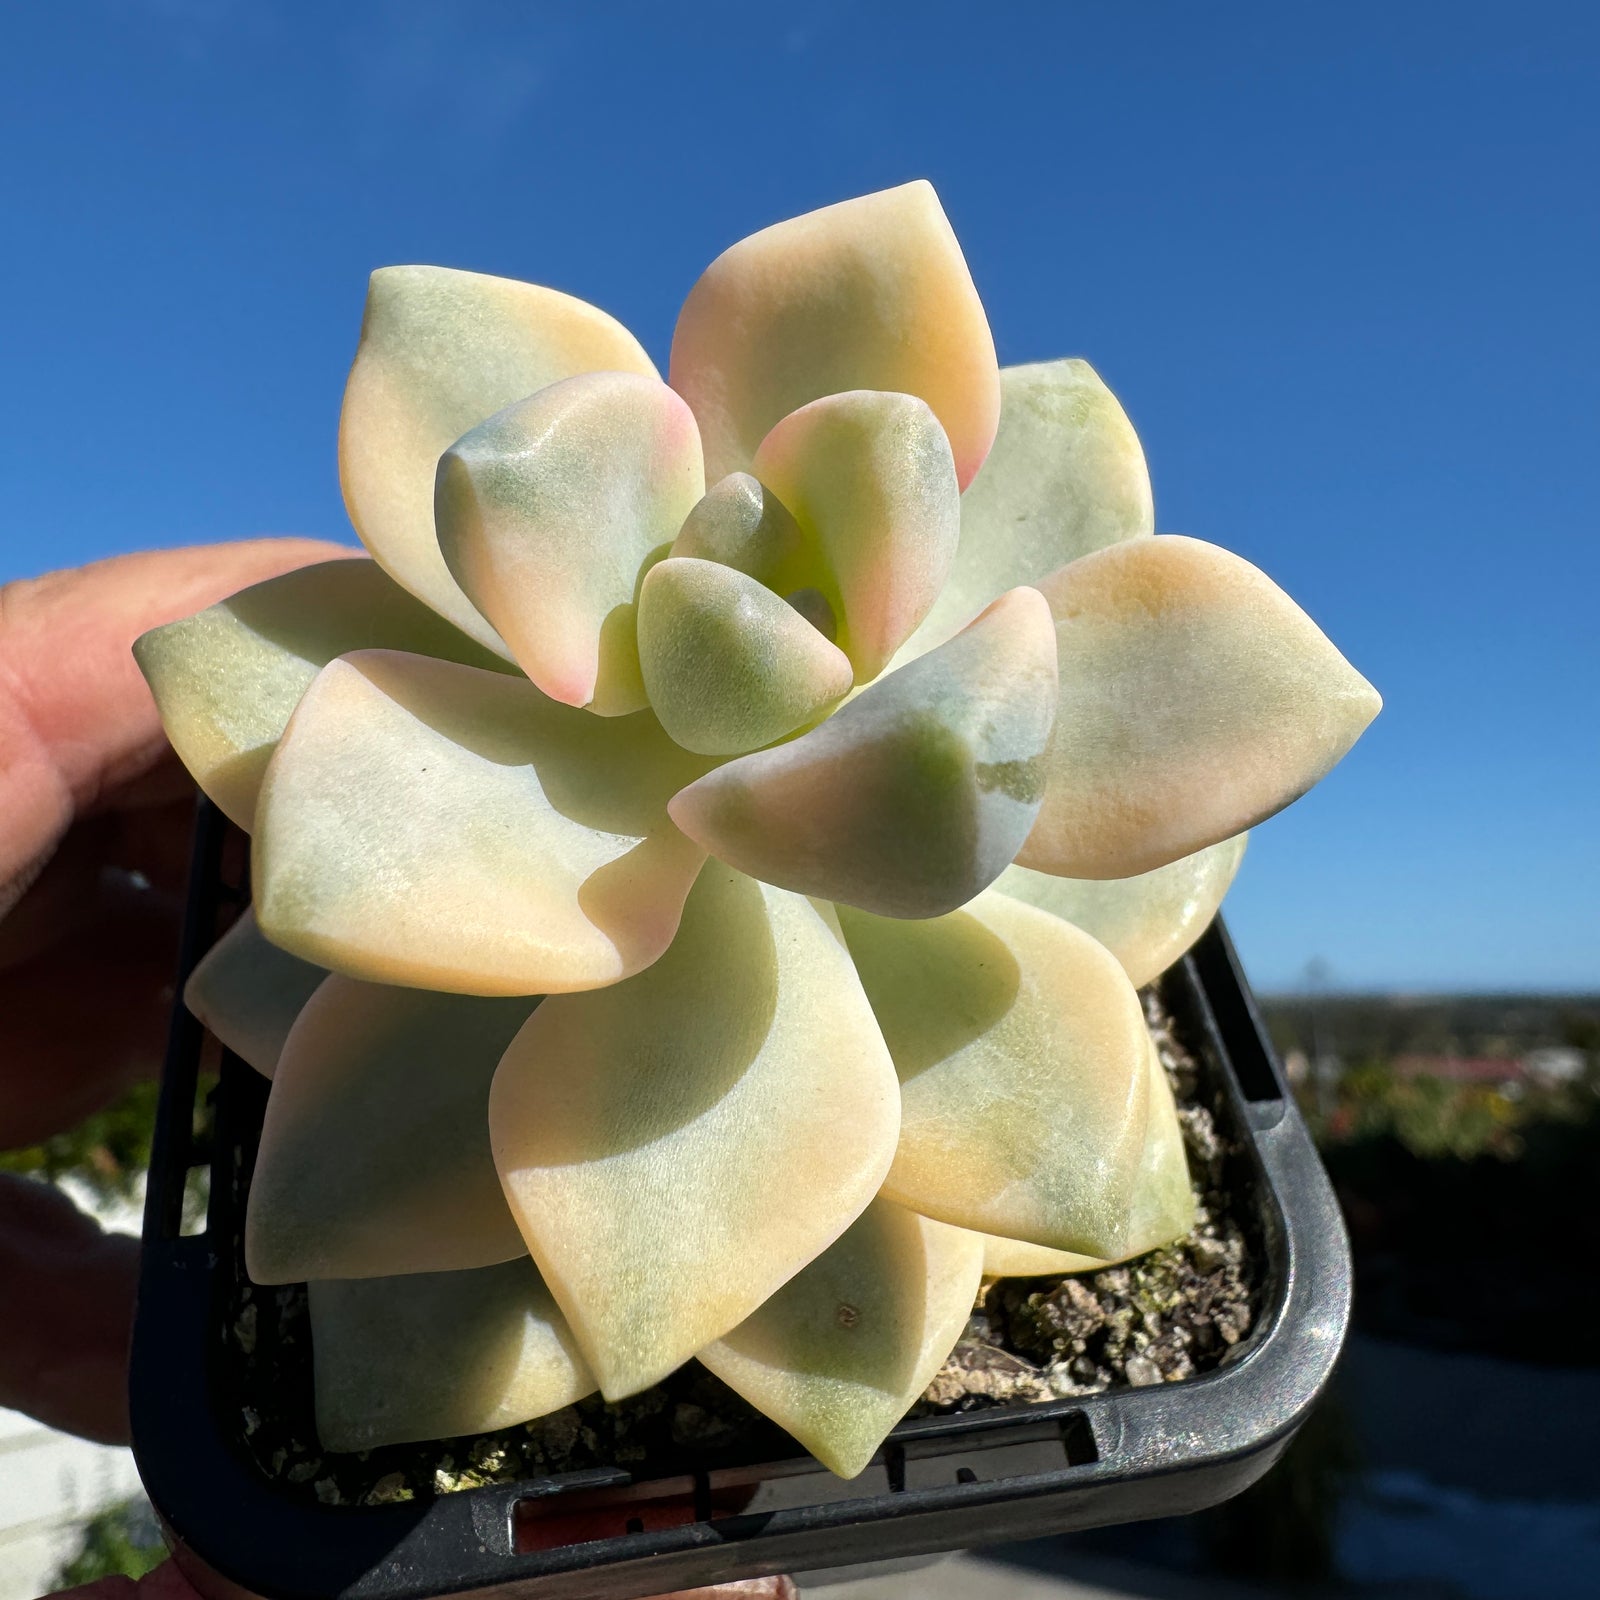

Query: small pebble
(1125, 1355), (1164, 1387)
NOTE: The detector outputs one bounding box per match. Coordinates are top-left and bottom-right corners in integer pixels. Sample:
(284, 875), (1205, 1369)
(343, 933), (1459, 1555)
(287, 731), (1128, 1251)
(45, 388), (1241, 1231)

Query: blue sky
(2, 2), (1595, 992)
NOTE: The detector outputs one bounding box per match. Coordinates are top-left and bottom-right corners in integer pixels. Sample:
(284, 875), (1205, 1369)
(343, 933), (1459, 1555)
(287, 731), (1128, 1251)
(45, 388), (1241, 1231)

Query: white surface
(0, 1181), (145, 1599)
(0, 1408), (143, 1599)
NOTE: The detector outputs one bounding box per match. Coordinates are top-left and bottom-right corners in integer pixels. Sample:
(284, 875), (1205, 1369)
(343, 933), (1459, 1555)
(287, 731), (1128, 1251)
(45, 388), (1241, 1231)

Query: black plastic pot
(132, 799), (1352, 1600)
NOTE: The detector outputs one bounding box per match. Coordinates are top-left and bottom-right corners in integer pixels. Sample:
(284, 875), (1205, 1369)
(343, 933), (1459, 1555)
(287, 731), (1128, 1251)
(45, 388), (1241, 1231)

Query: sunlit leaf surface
(668, 588), (1058, 917)
(839, 893), (1150, 1256)
(699, 1202), (983, 1478)
(133, 557), (506, 829)
(978, 1031), (1195, 1273)
(341, 265), (655, 648)
(490, 865), (900, 1399)
(900, 358), (1152, 661)
(435, 372), (704, 715)
(637, 557), (854, 755)
(1021, 537), (1381, 878)
(253, 650), (711, 994)
(753, 389), (961, 682)
(671, 181), (999, 490)
(995, 835), (1247, 987)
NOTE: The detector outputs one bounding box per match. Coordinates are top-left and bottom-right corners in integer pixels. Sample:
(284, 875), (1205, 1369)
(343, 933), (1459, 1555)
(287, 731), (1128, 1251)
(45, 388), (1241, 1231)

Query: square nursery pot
(131, 800), (1352, 1600)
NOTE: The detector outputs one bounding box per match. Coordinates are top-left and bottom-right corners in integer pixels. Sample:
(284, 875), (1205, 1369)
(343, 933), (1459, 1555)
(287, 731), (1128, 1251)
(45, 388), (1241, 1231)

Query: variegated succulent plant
(138, 182), (1378, 1479)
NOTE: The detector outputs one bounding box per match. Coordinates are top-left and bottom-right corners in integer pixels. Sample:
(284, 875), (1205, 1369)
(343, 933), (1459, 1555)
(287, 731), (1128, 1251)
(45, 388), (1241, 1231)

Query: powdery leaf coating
(246, 976), (534, 1284)
(182, 908), (325, 1078)
(435, 373), (705, 716)
(340, 266), (656, 650)
(310, 1258), (594, 1452)
(1021, 537), (1382, 879)
(994, 835), (1248, 989)
(637, 558), (854, 756)
(132, 557), (508, 830)
(698, 1202), (983, 1479)
(837, 893), (1151, 1257)
(668, 588), (1059, 919)
(489, 864), (900, 1401)
(253, 650), (712, 996)
(671, 472), (807, 591)
(670, 181), (1000, 491)
(752, 390), (961, 683)
(977, 1033), (1196, 1275)
(899, 359), (1154, 661)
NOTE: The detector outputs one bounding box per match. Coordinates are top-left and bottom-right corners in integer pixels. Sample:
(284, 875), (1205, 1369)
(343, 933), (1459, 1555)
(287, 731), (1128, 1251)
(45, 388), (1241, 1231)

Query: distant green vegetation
(53, 1497), (167, 1585)
(1260, 992), (1600, 1364)
(1314, 1059), (1592, 1161)
(1259, 990), (1600, 1064)
(0, 1079), (163, 1203)
(1258, 989), (1599, 1162)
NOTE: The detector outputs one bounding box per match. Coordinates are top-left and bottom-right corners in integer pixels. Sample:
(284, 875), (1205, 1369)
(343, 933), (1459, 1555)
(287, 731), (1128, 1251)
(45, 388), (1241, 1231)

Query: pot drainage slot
(707, 1456), (894, 1532)
(900, 1413), (1096, 1491)
(513, 1475), (699, 1552)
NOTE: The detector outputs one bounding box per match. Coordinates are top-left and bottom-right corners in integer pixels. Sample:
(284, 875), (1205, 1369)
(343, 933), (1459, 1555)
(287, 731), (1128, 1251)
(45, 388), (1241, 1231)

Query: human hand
(0, 538), (347, 1443)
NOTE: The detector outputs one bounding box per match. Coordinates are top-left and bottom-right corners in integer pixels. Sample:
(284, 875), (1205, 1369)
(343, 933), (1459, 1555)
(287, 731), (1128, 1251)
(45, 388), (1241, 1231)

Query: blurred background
(1, 3), (1596, 1597)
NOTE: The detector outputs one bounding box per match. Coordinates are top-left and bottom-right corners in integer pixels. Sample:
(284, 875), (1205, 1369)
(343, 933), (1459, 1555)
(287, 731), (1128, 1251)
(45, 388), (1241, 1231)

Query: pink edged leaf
(1021, 536), (1381, 879)
(752, 390), (961, 683)
(668, 587), (1059, 918)
(252, 650), (712, 995)
(900, 358), (1154, 661)
(340, 266), (656, 650)
(489, 864), (900, 1400)
(435, 372), (705, 716)
(670, 181), (999, 490)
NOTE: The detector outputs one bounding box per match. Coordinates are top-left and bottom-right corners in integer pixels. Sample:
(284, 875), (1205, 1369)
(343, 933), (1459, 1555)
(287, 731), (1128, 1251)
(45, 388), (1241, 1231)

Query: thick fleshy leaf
(1120, 1037), (1197, 1253)
(671, 472), (807, 590)
(1020, 537), (1382, 879)
(310, 1258), (594, 1451)
(183, 909), (325, 1078)
(489, 864), (900, 1400)
(995, 835), (1248, 989)
(435, 373), (705, 715)
(837, 893), (1150, 1257)
(340, 265), (656, 649)
(637, 558), (854, 755)
(751, 391), (961, 682)
(253, 650), (710, 995)
(899, 359), (1153, 661)
(133, 557), (508, 830)
(698, 1203), (983, 1479)
(669, 587), (1059, 918)
(978, 1233), (1104, 1279)
(670, 181), (1000, 491)
(978, 1033), (1197, 1274)
(246, 976), (534, 1284)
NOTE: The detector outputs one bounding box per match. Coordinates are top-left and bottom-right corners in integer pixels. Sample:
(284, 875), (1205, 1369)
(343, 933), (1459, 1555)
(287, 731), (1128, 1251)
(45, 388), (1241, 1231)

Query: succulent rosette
(139, 182), (1378, 1478)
